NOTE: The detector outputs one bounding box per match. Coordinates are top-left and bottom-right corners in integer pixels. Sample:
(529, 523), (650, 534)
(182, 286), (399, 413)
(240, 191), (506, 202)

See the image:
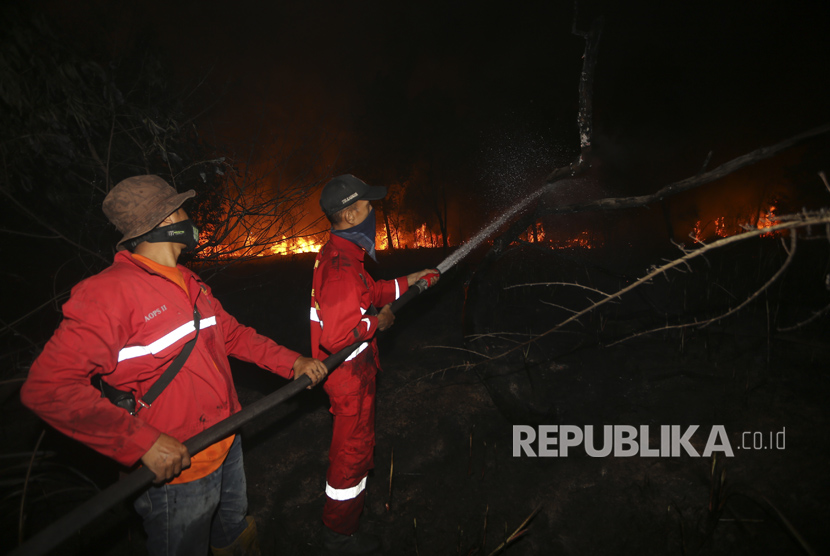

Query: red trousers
(323, 363), (377, 535)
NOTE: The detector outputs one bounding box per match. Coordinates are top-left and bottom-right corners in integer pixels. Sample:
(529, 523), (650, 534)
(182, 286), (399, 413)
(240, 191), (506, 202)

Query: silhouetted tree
(0, 7), (327, 363)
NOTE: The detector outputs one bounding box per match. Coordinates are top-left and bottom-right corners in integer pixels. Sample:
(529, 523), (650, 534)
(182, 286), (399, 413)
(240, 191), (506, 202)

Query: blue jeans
(134, 435), (249, 556)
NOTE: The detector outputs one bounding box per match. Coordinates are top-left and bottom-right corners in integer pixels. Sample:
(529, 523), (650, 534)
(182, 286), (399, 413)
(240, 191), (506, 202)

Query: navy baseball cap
(320, 174), (387, 215)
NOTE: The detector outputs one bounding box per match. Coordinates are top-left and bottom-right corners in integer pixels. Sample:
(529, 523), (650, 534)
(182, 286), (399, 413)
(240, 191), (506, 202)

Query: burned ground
(2, 241), (829, 555)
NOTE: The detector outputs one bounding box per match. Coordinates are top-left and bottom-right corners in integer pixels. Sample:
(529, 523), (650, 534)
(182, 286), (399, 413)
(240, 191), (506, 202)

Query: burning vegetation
(199, 195), (784, 259)
(518, 224), (602, 250)
(208, 219), (611, 258)
(691, 203), (783, 243)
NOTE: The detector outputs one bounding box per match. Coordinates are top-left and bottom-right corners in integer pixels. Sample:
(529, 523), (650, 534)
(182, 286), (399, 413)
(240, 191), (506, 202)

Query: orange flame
(376, 221), (447, 250)
(203, 215), (610, 260)
(691, 204), (782, 243)
(377, 233), (389, 251)
(270, 236), (324, 256)
(757, 205), (780, 237)
(518, 223), (600, 249)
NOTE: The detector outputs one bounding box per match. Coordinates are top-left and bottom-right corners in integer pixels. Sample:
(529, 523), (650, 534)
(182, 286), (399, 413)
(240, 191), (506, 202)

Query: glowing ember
(714, 217), (728, 238)
(692, 220), (703, 242)
(555, 230), (597, 249)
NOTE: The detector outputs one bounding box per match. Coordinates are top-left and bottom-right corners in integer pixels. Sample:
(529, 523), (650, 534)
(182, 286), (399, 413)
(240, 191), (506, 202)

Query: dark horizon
(7, 0), (830, 253)
(30, 0), (830, 189)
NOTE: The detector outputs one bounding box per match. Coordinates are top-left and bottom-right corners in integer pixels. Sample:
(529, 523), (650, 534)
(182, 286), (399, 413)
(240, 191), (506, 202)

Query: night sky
(30, 0), (830, 230)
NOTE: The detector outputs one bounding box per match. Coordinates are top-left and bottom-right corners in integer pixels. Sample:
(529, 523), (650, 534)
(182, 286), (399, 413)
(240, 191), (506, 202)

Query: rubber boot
(211, 516), (261, 556)
(321, 526), (380, 555)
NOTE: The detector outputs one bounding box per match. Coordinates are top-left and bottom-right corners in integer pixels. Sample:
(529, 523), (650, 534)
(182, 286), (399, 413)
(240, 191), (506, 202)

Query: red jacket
(310, 234), (406, 395)
(21, 251), (300, 466)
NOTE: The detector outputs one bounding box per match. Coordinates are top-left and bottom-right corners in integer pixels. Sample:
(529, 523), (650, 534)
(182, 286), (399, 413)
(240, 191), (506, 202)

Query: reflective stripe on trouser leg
(326, 476), (367, 501)
(323, 374), (376, 535)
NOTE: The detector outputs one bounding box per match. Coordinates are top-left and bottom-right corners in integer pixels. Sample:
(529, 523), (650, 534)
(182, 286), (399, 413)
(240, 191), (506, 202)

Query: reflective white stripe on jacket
(118, 316), (217, 361)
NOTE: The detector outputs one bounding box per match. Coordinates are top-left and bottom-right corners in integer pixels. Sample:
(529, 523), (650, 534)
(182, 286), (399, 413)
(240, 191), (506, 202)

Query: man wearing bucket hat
(310, 175), (439, 554)
(21, 174), (328, 556)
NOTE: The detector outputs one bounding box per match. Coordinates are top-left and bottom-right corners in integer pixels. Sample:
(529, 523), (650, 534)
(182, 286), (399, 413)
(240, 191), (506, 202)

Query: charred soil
(3, 241), (829, 555)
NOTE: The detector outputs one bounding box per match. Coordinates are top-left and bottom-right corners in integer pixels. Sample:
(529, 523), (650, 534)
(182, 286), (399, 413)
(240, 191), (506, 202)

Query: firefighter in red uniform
(311, 175), (438, 554)
(21, 175), (328, 556)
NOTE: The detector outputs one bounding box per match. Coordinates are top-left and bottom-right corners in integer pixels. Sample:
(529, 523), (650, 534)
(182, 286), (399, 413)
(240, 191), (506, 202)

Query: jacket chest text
(144, 305), (167, 322)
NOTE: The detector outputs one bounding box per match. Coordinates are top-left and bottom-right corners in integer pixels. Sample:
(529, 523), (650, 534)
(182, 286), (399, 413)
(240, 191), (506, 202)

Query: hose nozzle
(415, 269), (441, 292)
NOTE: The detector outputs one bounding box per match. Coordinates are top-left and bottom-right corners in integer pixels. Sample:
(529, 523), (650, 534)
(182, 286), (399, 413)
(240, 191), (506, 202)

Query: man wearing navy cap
(310, 175), (438, 554)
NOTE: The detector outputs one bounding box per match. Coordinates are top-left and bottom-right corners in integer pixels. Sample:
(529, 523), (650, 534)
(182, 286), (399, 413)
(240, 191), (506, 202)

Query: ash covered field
(3, 241), (829, 555)
(218, 242), (830, 555)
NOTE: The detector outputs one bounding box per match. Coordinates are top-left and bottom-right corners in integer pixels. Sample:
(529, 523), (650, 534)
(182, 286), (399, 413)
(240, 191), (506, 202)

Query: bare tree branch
(541, 122), (830, 214)
(606, 233), (797, 346)
(104, 111), (115, 190)
(777, 299), (830, 332)
(482, 211), (830, 364)
(819, 170), (830, 194)
(0, 292), (71, 339)
(505, 281), (613, 299)
(486, 504), (542, 556)
(191, 147), (331, 268)
(0, 185), (107, 263)
(0, 229), (61, 239)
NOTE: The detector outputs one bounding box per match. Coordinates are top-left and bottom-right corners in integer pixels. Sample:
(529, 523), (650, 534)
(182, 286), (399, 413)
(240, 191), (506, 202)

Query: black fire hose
(8, 277), (434, 556)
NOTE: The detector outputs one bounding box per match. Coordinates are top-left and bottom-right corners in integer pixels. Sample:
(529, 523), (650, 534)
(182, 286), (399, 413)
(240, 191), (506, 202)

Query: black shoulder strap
(141, 307), (201, 408)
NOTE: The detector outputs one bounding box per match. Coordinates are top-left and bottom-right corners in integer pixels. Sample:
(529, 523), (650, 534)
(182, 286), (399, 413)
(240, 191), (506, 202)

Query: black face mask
(125, 219), (200, 252)
(331, 207), (378, 261)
